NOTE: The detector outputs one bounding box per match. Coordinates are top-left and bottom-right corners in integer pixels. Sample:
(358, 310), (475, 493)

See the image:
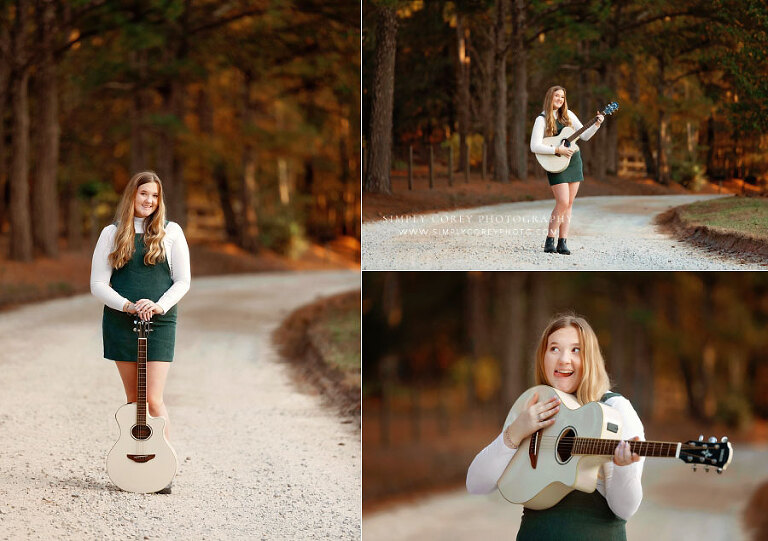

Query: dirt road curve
(362, 195), (764, 270)
(0, 271), (360, 540)
(363, 444), (768, 540)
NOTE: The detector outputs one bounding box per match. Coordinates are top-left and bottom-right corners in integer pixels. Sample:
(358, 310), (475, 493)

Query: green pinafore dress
(516, 392), (627, 541)
(102, 227), (177, 362)
(542, 113), (584, 186)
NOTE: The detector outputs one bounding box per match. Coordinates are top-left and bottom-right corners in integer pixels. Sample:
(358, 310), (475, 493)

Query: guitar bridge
(127, 454), (156, 463)
(529, 430), (541, 469)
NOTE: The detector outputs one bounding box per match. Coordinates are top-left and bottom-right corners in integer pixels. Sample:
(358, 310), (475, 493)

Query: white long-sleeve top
(530, 110), (601, 155)
(90, 217), (191, 315)
(466, 394), (645, 521)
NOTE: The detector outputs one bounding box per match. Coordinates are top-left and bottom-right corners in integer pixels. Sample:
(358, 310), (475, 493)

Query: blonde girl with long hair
(467, 313), (644, 541)
(530, 86), (604, 255)
(90, 171), (191, 492)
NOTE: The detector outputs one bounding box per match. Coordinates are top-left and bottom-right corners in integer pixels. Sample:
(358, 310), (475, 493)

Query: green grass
(678, 197), (768, 240)
(308, 292), (361, 379)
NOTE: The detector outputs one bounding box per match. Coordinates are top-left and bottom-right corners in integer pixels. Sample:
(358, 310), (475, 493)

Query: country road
(363, 444), (768, 541)
(362, 194), (765, 270)
(0, 271), (361, 540)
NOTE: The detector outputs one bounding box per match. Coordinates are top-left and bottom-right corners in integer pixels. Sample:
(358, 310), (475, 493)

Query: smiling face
(543, 325), (583, 394)
(133, 181), (160, 218)
(552, 89), (565, 111)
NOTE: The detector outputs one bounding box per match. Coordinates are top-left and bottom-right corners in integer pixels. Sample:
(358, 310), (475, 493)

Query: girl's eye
(551, 346), (559, 352)
(573, 347), (580, 353)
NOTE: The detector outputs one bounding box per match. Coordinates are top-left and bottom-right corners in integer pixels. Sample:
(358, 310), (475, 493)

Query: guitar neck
(573, 437), (680, 458)
(566, 115), (600, 143)
(137, 336), (148, 425)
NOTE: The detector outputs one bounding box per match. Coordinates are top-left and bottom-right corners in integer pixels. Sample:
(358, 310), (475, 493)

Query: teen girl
(90, 171), (191, 491)
(530, 86), (604, 255)
(466, 314), (644, 540)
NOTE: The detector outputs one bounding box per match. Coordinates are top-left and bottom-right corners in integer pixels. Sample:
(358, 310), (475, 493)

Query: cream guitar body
(535, 129), (581, 173)
(106, 402), (178, 493)
(497, 385), (733, 510)
(105, 319), (178, 493)
(498, 385), (621, 509)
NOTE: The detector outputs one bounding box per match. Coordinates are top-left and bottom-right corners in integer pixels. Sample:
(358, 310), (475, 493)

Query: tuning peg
(717, 468), (723, 474)
(708, 437), (717, 443)
(698, 435), (704, 442)
(692, 465), (697, 472)
(721, 437), (728, 443)
(705, 466), (710, 472)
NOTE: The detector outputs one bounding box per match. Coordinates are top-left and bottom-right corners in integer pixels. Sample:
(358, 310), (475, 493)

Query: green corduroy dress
(102, 231), (177, 362)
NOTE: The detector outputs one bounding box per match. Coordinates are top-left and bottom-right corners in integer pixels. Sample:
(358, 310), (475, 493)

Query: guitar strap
(599, 392), (622, 403)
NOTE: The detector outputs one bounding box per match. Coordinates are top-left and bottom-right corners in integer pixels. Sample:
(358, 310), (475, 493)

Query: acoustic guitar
(106, 319), (178, 493)
(497, 385), (733, 510)
(535, 102), (619, 173)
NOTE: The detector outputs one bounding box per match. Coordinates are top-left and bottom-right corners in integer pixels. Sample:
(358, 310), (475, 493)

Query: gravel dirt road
(362, 195), (764, 270)
(363, 444), (768, 540)
(0, 271), (361, 540)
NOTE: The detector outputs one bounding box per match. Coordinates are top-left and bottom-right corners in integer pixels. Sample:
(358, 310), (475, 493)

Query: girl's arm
(466, 432), (518, 494)
(155, 222), (191, 314)
(90, 226), (131, 311)
(603, 396), (645, 520)
(569, 111), (601, 141)
(530, 116), (558, 155)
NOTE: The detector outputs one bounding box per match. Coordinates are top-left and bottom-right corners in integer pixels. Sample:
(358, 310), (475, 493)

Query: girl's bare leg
(558, 181), (581, 239)
(114, 360), (172, 439)
(147, 361), (172, 439)
(549, 183), (571, 237)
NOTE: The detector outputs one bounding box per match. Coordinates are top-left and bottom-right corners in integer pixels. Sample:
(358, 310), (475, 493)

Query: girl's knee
(147, 396), (165, 414)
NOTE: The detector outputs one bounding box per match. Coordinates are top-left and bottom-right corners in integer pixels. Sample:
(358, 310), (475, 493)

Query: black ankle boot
(556, 238), (570, 255)
(544, 236), (556, 253)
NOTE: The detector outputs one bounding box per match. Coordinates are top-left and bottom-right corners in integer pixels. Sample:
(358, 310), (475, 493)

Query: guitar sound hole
(557, 428), (576, 463)
(132, 424), (152, 440)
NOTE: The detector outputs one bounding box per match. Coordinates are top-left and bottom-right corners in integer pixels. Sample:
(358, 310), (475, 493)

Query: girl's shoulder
(163, 221), (185, 239)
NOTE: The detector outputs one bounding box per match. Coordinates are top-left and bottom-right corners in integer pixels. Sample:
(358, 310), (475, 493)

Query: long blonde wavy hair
(534, 313), (611, 405)
(542, 85), (572, 136)
(108, 171), (167, 269)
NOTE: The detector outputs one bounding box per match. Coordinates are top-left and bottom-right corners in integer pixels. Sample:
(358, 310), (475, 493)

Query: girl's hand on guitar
(134, 298), (163, 321)
(557, 145), (575, 158)
(596, 112), (605, 125)
(613, 436), (641, 466)
(504, 392), (560, 449)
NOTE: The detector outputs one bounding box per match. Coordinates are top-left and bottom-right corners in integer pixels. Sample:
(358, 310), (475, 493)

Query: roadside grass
(273, 290), (361, 421)
(676, 196), (768, 240)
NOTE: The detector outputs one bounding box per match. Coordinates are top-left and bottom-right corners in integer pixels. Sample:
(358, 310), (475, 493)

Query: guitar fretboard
(565, 116), (600, 143)
(137, 337), (147, 426)
(572, 438), (678, 458)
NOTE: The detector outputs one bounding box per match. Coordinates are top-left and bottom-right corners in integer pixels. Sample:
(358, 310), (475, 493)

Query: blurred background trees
(0, 0), (360, 262)
(362, 0), (768, 193)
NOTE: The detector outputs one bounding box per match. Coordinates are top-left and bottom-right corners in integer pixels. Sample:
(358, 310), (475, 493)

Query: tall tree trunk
(130, 51), (148, 173)
(0, 24), (9, 232)
(364, 5), (397, 194)
(656, 55), (670, 185)
(9, 70), (32, 261)
(493, 0), (509, 183)
(629, 65), (656, 178)
(705, 114), (715, 177)
(9, 0), (32, 261)
(456, 14), (470, 172)
(240, 69), (259, 251)
(32, 4), (60, 257)
(476, 31), (494, 169)
(495, 272), (526, 407)
(509, 0), (527, 181)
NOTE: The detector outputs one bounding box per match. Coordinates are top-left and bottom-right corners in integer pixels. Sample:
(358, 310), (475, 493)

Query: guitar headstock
(601, 102), (619, 116)
(132, 319), (154, 338)
(679, 435), (733, 473)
